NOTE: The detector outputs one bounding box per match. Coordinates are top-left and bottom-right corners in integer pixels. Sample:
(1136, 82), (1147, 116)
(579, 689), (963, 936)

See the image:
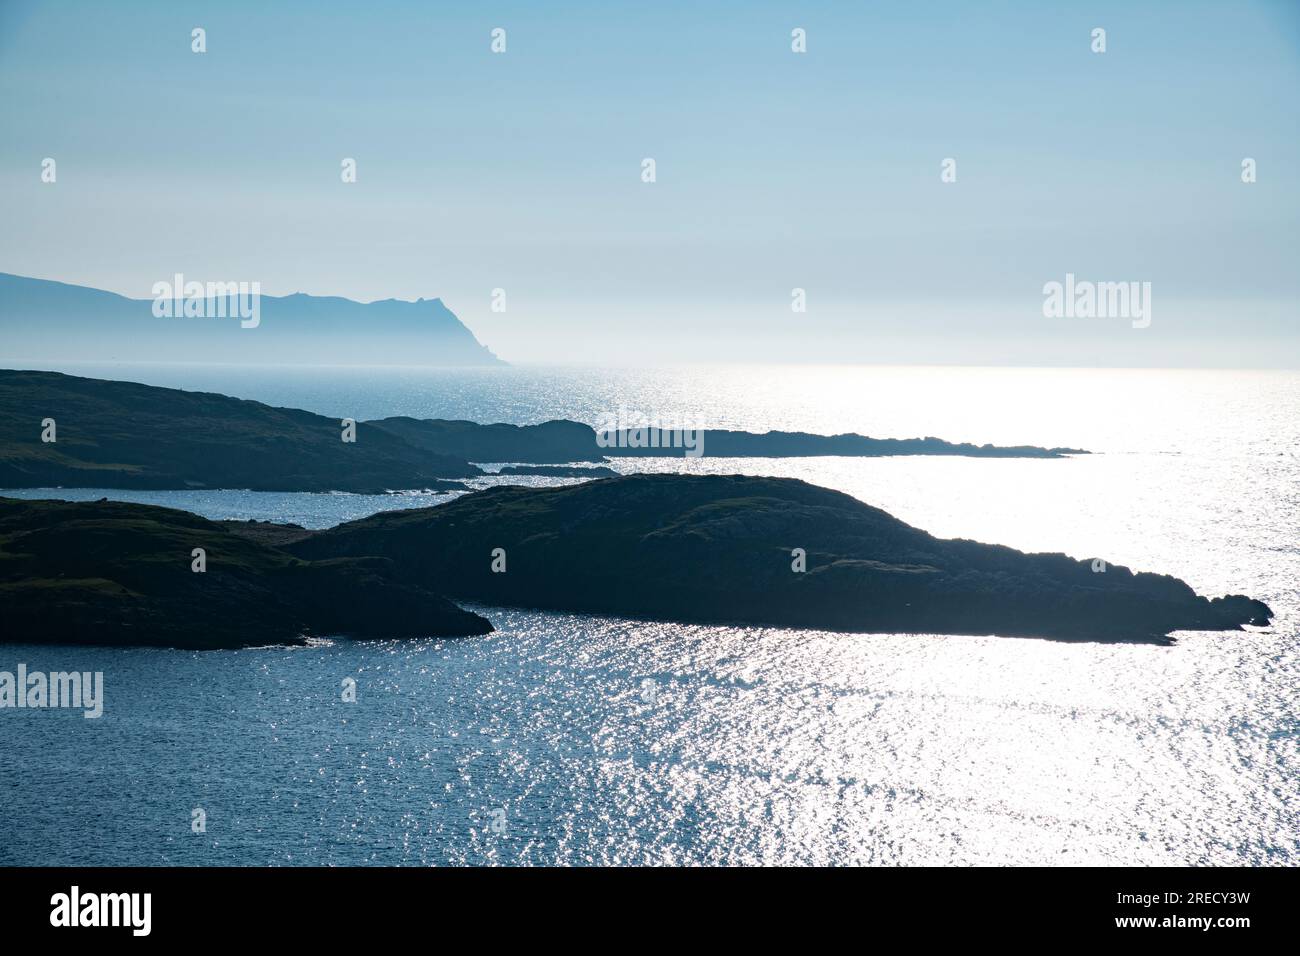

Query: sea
(1, 364), (1297, 865)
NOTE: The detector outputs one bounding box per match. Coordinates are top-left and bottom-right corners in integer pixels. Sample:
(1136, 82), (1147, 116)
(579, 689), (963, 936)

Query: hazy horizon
(4, 269), (1298, 370)
(2, 0), (1297, 367)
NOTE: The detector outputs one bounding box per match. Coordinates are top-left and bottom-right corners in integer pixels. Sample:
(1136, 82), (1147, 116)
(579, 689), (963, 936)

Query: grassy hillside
(0, 496), (491, 647)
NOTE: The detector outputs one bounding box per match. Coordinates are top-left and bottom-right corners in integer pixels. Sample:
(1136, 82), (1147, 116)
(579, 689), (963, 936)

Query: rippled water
(1, 365), (1297, 865)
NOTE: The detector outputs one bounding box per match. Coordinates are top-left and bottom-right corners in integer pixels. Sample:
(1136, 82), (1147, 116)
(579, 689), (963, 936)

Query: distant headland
(0, 370), (1090, 492)
(0, 272), (505, 367)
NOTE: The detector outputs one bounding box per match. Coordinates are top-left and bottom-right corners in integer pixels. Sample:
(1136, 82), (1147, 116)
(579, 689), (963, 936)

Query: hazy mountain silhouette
(0, 272), (505, 366)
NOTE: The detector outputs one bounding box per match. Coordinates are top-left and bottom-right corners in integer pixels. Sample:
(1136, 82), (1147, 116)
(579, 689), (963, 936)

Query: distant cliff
(0, 272), (505, 366)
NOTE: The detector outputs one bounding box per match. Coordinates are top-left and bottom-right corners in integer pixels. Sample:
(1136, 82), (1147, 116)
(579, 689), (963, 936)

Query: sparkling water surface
(1, 365), (1297, 865)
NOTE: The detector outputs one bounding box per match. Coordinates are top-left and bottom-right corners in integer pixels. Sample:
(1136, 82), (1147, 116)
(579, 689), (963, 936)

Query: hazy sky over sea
(1, 0), (1296, 365)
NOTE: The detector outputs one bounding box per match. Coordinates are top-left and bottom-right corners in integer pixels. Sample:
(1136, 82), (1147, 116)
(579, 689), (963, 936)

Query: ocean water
(1, 365), (1297, 865)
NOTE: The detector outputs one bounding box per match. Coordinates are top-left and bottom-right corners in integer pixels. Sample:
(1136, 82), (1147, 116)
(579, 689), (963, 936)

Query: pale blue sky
(1, 0), (1296, 365)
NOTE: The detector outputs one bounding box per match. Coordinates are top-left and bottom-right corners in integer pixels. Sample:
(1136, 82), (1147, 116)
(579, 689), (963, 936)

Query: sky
(1, 0), (1297, 366)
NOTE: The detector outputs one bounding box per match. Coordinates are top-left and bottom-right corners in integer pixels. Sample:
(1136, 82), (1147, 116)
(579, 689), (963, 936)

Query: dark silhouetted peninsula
(1, 477), (1271, 647)
(290, 474), (1270, 644)
(595, 428), (1087, 459)
(367, 417), (1088, 462)
(0, 371), (1090, 495)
